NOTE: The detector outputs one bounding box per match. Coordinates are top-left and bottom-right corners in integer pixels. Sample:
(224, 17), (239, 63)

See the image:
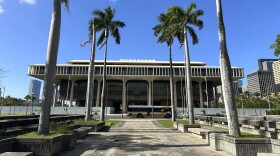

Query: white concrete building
(27, 60), (244, 113)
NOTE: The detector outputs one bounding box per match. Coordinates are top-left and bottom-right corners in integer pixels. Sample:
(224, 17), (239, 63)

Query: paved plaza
(59, 120), (230, 156)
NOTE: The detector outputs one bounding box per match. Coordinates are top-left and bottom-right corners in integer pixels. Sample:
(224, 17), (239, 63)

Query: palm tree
(91, 7), (126, 122)
(84, 20), (97, 121)
(37, 0), (69, 135)
(153, 13), (182, 121)
(167, 4), (204, 124)
(270, 34), (280, 57)
(216, 0), (240, 136)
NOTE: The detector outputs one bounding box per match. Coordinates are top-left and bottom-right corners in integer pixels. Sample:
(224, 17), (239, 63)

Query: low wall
(0, 106), (114, 115)
(177, 108), (267, 116)
(209, 133), (272, 156)
(0, 138), (15, 153)
(193, 115), (280, 139)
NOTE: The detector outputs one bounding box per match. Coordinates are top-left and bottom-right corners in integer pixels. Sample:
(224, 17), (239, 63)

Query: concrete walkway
(59, 120), (230, 156)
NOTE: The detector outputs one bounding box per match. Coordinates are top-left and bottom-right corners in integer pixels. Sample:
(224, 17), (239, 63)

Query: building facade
(247, 59), (279, 96)
(28, 79), (41, 102)
(273, 60), (280, 92)
(28, 60), (244, 113)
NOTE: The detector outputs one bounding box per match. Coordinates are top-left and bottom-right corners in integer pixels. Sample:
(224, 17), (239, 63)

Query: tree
(25, 95), (31, 115)
(216, 0), (240, 136)
(91, 6), (126, 122)
(167, 4), (204, 124)
(84, 20), (97, 121)
(38, 0), (69, 135)
(270, 34), (280, 57)
(153, 13), (181, 121)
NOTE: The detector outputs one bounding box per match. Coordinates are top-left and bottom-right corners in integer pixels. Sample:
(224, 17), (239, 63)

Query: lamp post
(31, 92), (34, 114)
(266, 85), (273, 110)
(202, 77), (209, 114)
(0, 85), (5, 115)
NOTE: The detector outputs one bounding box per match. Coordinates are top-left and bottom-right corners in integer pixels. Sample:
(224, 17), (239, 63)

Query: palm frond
(270, 34), (280, 57)
(97, 30), (106, 46)
(111, 27), (121, 44)
(113, 20), (126, 28)
(92, 9), (105, 19)
(185, 3), (196, 15)
(187, 26), (198, 45)
(61, 0), (70, 13)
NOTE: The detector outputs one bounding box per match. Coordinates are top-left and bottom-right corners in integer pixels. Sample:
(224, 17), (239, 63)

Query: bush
(267, 109), (280, 115)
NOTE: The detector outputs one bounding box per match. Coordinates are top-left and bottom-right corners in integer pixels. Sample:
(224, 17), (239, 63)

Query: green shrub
(267, 109), (280, 115)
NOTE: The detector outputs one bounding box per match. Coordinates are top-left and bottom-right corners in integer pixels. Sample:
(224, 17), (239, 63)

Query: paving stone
(58, 120), (230, 156)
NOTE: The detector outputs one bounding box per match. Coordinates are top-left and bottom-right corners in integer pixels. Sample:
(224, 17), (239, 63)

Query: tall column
(122, 80), (127, 113)
(173, 81), (177, 107)
(52, 84), (58, 107)
(199, 81), (204, 108)
(69, 80), (75, 107)
(148, 80), (152, 106)
(96, 80), (101, 107)
(61, 100), (64, 107)
(214, 86), (218, 107)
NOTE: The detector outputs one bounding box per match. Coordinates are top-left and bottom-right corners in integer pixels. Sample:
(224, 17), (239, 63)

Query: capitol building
(28, 59), (244, 113)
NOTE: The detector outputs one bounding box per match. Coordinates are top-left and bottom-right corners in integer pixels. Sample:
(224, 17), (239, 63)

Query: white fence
(0, 106), (267, 116)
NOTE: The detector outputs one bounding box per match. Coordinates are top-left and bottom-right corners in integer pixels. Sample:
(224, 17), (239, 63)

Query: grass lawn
(72, 119), (101, 125)
(175, 119), (200, 125)
(0, 114), (25, 116)
(105, 120), (119, 127)
(17, 123), (70, 139)
(228, 132), (265, 138)
(159, 120), (173, 127)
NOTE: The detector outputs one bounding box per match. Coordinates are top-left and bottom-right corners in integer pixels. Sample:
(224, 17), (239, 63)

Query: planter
(173, 123), (200, 133)
(209, 133), (272, 156)
(16, 133), (77, 156)
(0, 138), (15, 153)
(79, 122), (105, 132)
(271, 139), (280, 154)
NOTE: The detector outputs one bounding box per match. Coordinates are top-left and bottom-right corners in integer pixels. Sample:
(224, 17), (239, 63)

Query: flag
(80, 38), (92, 47)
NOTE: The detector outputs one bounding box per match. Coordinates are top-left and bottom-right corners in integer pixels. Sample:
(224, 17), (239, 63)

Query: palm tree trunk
(169, 45), (175, 121)
(85, 24), (96, 121)
(184, 26), (194, 124)
(216, 0), (240, 136)
(100, 31), (108, 122)
(38, 0), (61, 135)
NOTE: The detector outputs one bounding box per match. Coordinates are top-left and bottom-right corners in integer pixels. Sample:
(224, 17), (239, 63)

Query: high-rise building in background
(247, 59), (279, 96)
(273, 60), (280, 93)
(28, 79), (41, 102)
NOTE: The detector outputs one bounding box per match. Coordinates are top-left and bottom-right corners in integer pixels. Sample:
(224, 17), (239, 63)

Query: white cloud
(0, 6), (4, 14)
(19, 0), (37, 5)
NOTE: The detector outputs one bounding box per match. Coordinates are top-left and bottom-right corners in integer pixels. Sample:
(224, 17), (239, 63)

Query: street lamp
(202, 77), (209, 114)
(0, 85), (5, 114)
(266, 85), (273, 110)
(31, 92), (34, 114)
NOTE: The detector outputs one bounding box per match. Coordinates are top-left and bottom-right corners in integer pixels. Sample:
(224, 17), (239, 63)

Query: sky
(0, 0), (279, 99)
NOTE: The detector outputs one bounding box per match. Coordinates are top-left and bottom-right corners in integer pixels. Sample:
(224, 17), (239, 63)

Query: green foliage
(229, 132), (264, 138)
(17, 122), (70, 138)
(175, 119), (200, 125)
(270, 34), (280, 57)
(159, 120), (173, 127)
(267, 109), (280, 115)
(72, 119), (100, 125)
(105, 120), (119, 127)
(89, 6), (126, 46)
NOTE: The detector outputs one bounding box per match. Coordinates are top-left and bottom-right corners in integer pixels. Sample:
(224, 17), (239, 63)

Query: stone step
(109, 129), (181, 133)
(257, 153), (280, 156)
(0, 152), (33, 156)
